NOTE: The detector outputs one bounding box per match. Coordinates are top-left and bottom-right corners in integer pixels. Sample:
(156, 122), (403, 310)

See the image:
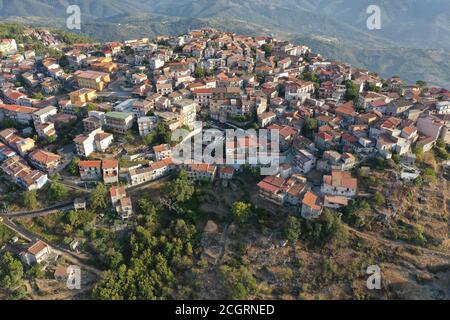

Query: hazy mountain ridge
(1, 0), (450, 87)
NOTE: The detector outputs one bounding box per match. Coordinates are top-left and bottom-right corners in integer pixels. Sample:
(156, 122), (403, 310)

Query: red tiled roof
(323, 171), (357, 189)
(102, 159), (118, 169)
(28, 240), (48, 255)
(302, 191), (321, 211)
(79, 160), (102, 168)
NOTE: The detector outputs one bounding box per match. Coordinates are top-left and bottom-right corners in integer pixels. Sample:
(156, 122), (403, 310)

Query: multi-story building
(102, 159), (119, 184)
(69, 88), (97, 105)
(301, 191), (323, 219)
(20, 240), (52, 266)
(137, 116), (157, 136)
(132, 99), (153, 117)
(294, 149), (316, 174)
(74, 128), (113, 157)
(105, 112), (134, 134)
(109, 186), (133, 219)
(128, 158), (175, 186)
(0, 104), (37, 124)
(28, 149), (61, 173)
(174, 99), (197, 128)
(74, 70), (111, 91)
(185, 163), (217, 182)
(32, 106), (58, 125)
(94, 132), (114, 152)
(416, 115), (445, 140)
(82, 116), (102, 133)
(321, 170), (358, 198)
(1, 155), (48, 190)
(35, 122), (57, 139)
(153, 144), (172, 161)
(78, 160), (102, 181)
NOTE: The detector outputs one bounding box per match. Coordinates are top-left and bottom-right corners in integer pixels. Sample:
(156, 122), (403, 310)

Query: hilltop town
(0, 25), (449, 300)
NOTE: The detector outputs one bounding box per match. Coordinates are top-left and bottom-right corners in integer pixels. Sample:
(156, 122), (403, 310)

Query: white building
(137, 116), (157, 136)
(32, 106), (58, 125)
(0, 39), (18, 55)
(74, 128), (113, 157)
(294, 149), (316, 174)
(321, 171), (357, 198)
(436, 101), (450, 115)
(20, 240), (52, 265)
(416, 116), (444, 140)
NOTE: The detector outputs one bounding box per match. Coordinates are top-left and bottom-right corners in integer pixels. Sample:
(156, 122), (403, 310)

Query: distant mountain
(294, 35), (450, 89)
(1, 0), (450, 88)
(139, 0), (450, 50)
(0, 0), (145, 19)
(2, 0), (450, 49)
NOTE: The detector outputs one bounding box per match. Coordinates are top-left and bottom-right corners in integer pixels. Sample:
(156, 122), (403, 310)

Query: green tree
(344, 80), (359, 101)
(32, 92), (44, 100)
(23, 190), (38, 209)
(48, 182), (69, 202)
(423, 167), (436, 183)
(231, 201), (252, 224)
(90, 183), (109, 210)
(284, 215), (301, 243)
(413, 146), (424, 158)
(0, 252), (24, 291)
(25, 263), (44, 280)
(304, 117), (318, 133)
(413, 176), (423, 187)
(143, 123), (172, 146)
(319, 210), (347, 245)
(165, 170), (195, 203)
(86, 103), (98, 111)
(300, 71), (319, 83)
(436, 139), (446, 149)
(219, 265), (257, 300)
(435, 147), (449, 160)
(260, 44), (273, 57)
(373, 192), (386, 206)
(0, 225), (12, 248)
(68, 157), (80, 176)
(392, 152), (401, 164)
(416, 80), (427, 88)
(193, 67), (206, 78)
(411, 224), (427, 245)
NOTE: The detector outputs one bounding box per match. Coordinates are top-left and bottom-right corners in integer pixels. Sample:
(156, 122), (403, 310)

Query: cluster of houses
(0, 27), (448, 220)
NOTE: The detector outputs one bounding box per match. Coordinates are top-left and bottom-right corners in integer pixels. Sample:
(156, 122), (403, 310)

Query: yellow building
(74, 70), (111, 91)
(69, 88), (97, 105)
(91, 62), (118, 73)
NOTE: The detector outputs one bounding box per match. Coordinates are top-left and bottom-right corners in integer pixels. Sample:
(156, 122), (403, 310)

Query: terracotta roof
(27, 240), (48, 255)
(219, 166), (234, 175)
(402, 126), (417, 136)
(102, 159), (118, 169)
(119, 197), (132, 207)
(54, 265), (69, 278)
(257, 180), (280, 193)
(259, 111), (276, 120)
(110, 186), (126, 198)
(29, 149), (61, 165)
(79, 160), (102, 168)
(323, 171), (357, 189)
(94, 132), (113, 141)
(153, 144), (169, 153)
(0, 104), (37, 114)
(302, 191), (321, 211)
(324, 195), (349, 206)
(74, 70), (109, 80)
